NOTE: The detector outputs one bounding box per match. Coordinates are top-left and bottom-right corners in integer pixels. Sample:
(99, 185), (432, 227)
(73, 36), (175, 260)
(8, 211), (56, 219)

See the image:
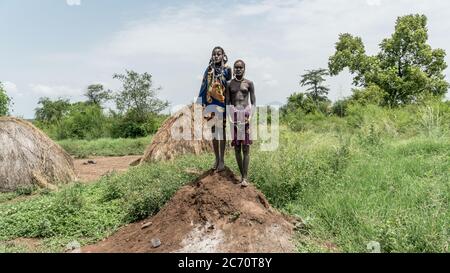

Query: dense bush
(109, 111), (167, 138)
(331, 99), (350, 117)
(55, 103), (109, 140)
(35, 102), (167, 140)
(35, 101), (110, 140)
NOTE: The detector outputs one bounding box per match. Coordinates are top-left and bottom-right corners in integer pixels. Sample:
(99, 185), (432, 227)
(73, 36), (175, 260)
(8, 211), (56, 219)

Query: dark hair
(234, 59), (246, 68)
(210, 46), (228, 66)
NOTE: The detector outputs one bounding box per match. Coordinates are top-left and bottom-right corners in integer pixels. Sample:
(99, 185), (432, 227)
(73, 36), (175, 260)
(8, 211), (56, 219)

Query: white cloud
(367, 0), (382, 6)
(29, 84), (81, 97)
(91, 1), (450, 105)
(3, 81), (18, 94)
(234, 1), (275, 16)
(262, 73), (279, 87)
(66, 0), (81, 6)
(102, 6), (228, 59)
(15, 0), (450, 118)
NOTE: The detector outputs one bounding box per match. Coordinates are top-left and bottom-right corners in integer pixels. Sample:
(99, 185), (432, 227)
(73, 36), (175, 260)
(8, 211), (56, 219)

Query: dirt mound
(140, 104), (211, 163)
(83, 168), (296, 253)
(0, 117), (76, 192)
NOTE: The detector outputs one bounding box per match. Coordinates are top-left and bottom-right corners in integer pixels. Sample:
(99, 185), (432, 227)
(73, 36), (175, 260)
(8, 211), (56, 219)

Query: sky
(1, 0), (450, 118)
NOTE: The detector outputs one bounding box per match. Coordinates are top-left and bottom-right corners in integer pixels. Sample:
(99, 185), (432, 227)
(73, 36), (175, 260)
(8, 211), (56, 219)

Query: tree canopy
(84, 84), (111, 107)
(34, 97), (71, 123)
(113, 70), (169, 122)
(300, 68), (330, 102)
(329, 14), (448, 106)
(0, 82), (11, 116)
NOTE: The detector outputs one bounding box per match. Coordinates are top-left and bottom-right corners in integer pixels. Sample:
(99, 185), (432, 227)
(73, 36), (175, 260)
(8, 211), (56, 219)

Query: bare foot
(211, 159), (219, 171)
(215, 162), (225, 173)
(241, 179), (249, 188)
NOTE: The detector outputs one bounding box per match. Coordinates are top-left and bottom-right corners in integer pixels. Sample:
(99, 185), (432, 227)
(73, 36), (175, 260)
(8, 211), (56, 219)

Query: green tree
(0, 82), (11, 116)
(282, 92), (314, 115)
(84, 84), (111, 106)
(56, 102), (108, 140)
(34, 97), (71, 123)
(113, 70), (168, 122)
(329, 14), (448, 106)
(281, 91), (330, 116)
(110, 70), (168, 138)
(300, 69), (330, 102)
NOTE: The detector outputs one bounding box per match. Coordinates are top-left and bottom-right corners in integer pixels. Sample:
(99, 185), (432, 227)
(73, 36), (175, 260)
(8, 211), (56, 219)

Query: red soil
(83, 168), (296, 253)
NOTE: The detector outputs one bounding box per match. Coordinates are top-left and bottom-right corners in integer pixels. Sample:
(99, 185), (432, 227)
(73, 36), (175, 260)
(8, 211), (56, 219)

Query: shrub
(110, 111), (166, 138)
(56, 103), (109, 140)
(331, 99), (350, 117)
(15, 186), (37, 196)
(52, 183), (85, 215)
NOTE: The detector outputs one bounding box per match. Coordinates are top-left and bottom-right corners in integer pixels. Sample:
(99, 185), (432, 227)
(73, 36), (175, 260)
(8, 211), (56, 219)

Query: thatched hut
(141, 104), (212, 163)
(0, 117), (77, 192)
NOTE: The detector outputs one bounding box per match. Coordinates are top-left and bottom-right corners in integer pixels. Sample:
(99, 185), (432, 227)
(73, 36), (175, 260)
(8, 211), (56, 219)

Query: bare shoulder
(244, 79), (255, 88)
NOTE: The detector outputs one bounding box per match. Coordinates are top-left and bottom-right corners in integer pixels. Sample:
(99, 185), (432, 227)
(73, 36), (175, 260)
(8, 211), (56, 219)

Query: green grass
(57, 136), (152, 158)
(272, 135), (449, 253)
(0, 153), (212, 252)
(0, 192), (20, 203)
(1, 103), (449, 253)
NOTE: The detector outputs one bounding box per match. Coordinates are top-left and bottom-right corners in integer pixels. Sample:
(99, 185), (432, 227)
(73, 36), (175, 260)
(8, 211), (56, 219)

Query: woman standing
(226, 60), (256, 187)
(197, 47), (232, 172)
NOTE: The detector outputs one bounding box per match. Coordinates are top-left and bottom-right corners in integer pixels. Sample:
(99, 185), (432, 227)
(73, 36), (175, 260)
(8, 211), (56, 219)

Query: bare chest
(230, 80), (250, 95)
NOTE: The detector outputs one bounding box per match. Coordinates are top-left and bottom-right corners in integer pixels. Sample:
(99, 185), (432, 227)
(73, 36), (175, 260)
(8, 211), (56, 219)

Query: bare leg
(216, 124), (226, 172)
(211, 126), (219, 170)
(242, 145), (250, 179)
(241, 145), (250, 187)
(216, 140), (226, 172)
(234, 144), (243, 180)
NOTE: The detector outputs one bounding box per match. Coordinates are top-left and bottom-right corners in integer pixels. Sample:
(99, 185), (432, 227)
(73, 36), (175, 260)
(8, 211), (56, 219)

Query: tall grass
(1, 102), (449, 252)
(269, 102), (450, 252)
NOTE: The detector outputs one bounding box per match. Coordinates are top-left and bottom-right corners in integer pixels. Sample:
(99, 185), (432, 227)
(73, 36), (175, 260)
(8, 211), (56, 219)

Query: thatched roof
(0, 117), (76, 192)
(141, 104), (212, 163)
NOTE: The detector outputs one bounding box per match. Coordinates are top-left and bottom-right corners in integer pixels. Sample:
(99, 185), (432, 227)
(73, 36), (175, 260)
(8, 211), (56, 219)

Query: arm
(249, 81), (256, 107)
(196, 68), (209, 106)
(226, 82), (232, 121)
(225, 67), (232, 81)
(225, 82), (231, 106)
(249, 81), (256, 118)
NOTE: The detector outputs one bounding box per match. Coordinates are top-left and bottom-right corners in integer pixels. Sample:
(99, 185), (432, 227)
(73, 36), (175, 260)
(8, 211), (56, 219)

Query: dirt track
(74, 155), (141, 182)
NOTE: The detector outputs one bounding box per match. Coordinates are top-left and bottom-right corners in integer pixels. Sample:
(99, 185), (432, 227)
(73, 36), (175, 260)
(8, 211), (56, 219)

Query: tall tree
(0, 82), (11, 116)
(329, 14), (448, 106)
(84, 84), (110, 106)
(300, 68), (330, 102)
(34, 97), (71, 123)
(113, 70), (168, 122)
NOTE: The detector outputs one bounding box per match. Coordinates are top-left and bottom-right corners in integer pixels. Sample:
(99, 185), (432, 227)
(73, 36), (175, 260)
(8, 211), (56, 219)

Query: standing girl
(197, 47), (232, 172)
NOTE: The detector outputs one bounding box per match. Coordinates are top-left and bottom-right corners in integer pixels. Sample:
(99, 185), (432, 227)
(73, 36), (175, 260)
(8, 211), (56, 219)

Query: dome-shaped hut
(0, 117), (76, 192)
(141, 104), (212, 163)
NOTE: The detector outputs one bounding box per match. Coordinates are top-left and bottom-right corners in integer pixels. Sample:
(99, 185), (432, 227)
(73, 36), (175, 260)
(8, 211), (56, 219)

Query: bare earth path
(74, 155), (141, 182)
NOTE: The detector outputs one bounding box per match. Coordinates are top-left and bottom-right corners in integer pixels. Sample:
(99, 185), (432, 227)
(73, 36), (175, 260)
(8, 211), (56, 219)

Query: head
(210, 46), (228, 66)
(234, 60), (246, 78)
